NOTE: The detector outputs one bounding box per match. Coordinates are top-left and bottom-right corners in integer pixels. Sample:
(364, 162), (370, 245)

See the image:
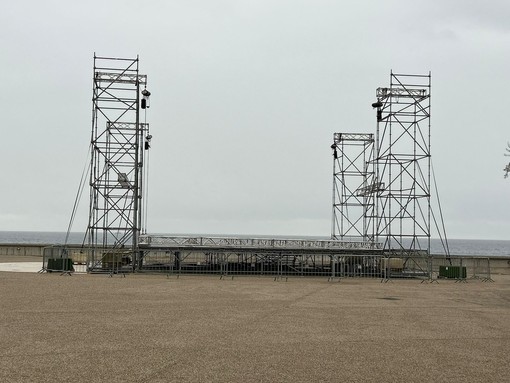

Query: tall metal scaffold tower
(331, 133), (378, 242)
(88, 55), (151, 272)
(372, 72), (431, 256)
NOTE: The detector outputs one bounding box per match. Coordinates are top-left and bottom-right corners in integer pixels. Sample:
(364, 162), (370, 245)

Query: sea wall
(0, 244), (48, 257)
(488, 257), (510, 275)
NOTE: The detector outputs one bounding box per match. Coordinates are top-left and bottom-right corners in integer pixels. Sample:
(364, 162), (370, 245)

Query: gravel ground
(0, 271), (509, 382)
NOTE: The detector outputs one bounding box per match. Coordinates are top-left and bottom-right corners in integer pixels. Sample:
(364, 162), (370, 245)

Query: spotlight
(141, 88), (151, 109)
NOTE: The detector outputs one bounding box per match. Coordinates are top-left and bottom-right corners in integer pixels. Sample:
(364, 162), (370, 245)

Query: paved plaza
(0, 262), (509, 382)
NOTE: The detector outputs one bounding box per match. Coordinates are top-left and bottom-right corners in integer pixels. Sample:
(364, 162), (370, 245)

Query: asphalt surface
(0, 270), (508, 382)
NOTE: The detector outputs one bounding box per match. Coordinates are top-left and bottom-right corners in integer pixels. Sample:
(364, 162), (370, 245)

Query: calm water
(0, 231), (509, 257)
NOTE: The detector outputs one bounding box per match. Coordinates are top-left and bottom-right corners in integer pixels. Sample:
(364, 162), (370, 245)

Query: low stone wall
(489, 257), (510, 275)
(0, 244), (47, 257)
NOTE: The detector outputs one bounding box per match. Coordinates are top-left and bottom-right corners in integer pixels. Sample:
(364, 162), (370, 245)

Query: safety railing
(39, 246), (497, 282)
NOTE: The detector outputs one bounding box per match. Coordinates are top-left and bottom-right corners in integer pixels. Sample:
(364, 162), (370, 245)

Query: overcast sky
(1, 0), (510, 240)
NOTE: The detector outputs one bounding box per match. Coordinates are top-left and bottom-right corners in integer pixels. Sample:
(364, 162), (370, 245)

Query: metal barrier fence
(41, 246), (495, 282)
(138, 250), (429, 280)
(42, 246), (88, 274)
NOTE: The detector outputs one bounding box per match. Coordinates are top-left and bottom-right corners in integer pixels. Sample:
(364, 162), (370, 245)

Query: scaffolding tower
(88, 55), (151, 272)
(373, 71), (431, 256)
(331, 133), (378, 242)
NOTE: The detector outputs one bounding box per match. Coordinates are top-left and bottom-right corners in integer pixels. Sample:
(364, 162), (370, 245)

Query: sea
(0, 231), (509, 257)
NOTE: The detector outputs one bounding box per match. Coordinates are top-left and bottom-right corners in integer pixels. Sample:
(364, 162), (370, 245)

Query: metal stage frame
(331, 72), (432, 278)
(138, 235), (392, 278)
(79, 62), (434, 280)
(373, 72), (431, 256)
(88, 55), (151, 272)
(331, 133), (377, 242)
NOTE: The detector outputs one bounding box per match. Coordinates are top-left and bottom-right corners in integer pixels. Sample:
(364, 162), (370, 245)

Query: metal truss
(139, 235), (382, 251)
(373, 71), (431, 256)
(88, 54), (151, 272)
(331, 133), (377, 242)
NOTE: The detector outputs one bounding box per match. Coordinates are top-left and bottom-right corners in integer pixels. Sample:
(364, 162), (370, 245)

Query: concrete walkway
(0, 262), (42, 273)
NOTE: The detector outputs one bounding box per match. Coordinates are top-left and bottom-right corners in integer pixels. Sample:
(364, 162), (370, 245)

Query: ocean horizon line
(0, 229), (509, 243)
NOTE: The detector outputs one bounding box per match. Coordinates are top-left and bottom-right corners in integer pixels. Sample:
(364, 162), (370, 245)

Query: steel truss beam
(140, 235), (382, 251)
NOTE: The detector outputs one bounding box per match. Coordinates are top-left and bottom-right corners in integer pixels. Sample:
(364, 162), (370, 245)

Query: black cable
(431, 159), (450, 257)
(65, 143), (92, 247)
